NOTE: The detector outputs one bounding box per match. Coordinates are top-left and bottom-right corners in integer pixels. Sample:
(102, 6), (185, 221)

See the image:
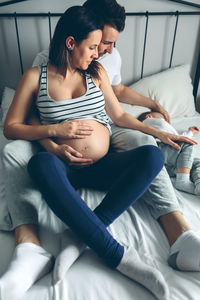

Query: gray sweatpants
(1, 125), (188, 231)
(1, 140), (41, 230)
(110, 124), (180, 219)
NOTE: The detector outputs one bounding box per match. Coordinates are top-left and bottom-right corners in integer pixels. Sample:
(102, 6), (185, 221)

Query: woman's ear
(66, 36), (75, 51)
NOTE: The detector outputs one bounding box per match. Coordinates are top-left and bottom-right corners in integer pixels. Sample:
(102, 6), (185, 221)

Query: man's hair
(138, 112), (150, 122)
(49, 6), (103, 78)
(83, 0), (126, 32)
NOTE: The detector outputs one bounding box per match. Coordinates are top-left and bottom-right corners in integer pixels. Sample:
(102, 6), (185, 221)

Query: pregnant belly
(56, 120), (110, 162)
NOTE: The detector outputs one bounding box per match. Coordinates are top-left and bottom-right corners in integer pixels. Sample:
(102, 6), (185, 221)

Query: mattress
(0, 113), (200, 300)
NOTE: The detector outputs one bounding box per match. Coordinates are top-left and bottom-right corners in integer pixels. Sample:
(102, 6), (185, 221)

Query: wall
(0, 0), (199, 108)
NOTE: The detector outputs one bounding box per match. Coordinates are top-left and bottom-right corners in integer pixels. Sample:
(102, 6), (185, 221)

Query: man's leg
(110, 125), (180, 219)
(159, 212), (190, 246)
(15, 225), (40, 246)
(0, 140), (53, 300)
(2, 140), (41, 230)
(110, 125), (156, 151)
(111, 125), (200, 271)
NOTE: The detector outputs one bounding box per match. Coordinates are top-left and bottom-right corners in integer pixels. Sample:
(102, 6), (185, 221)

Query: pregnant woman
(3, 5), (189, 300)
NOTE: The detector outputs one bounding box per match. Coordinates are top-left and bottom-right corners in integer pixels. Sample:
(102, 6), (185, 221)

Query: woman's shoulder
(97, 62), (111, 86)
(23, 66), (40, 79)
(96, 62), (108, 78)
(21, 66), (40, 83)
(18, 66), (41, 92)
(86, 61), (110, 87)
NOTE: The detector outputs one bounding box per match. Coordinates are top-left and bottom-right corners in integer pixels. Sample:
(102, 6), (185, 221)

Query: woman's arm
(98, 66), (197, 150)
(3, 68), (56, 140)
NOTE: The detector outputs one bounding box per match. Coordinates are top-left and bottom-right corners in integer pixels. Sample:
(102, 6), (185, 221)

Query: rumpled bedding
(0, 113), (200, 300)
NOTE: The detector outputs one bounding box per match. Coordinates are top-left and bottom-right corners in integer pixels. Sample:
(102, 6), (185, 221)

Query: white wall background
(0, 0), (200, 109)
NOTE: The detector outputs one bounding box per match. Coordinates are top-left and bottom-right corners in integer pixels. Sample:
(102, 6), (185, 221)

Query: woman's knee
(27, 152), (60, 176)
(134, 145), (164, 173)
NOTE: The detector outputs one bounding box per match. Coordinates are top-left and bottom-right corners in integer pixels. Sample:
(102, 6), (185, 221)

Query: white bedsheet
(0, 113), (200, 300)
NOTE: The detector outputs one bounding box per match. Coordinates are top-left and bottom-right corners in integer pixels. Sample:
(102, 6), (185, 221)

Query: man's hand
(52, 143), (93, 166)
(158, 131), (197, 150)
(53, 120), (93, 139)
(153, 101), (170, 123)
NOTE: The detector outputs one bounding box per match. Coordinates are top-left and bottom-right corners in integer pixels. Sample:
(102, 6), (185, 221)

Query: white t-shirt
(143, 118), (193, 138)
(97, 48), (121, 85)
(32, 47), (122, 86)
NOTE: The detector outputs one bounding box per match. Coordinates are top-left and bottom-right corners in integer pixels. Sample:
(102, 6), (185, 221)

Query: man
(1, 0), (199, 298)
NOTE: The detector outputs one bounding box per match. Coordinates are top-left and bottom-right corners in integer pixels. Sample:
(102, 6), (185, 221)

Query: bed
(0, 4), (200, 300)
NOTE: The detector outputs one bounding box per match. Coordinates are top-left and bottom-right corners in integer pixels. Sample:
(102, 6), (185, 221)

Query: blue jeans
(27, 145), (164, 268)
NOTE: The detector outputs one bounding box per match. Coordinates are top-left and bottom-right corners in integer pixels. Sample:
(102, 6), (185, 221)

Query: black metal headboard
(0, 10), (199, 103)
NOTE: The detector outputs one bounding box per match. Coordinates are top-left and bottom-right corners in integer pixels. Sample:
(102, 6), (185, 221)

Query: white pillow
(0, 86), (15, 126)
(121, 64), (196, 119)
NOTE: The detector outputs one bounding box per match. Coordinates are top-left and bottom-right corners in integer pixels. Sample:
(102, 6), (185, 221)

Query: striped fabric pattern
(36, 64), (111, 132)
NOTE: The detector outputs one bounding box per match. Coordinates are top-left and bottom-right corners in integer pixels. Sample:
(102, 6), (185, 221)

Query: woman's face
(70, 29), (102, 70)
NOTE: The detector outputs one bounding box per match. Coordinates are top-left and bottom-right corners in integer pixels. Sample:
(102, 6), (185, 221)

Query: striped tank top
(36, 64), (111, 133)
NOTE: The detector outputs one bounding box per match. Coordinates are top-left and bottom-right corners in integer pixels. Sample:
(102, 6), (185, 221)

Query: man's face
(98, 25), (120, 58)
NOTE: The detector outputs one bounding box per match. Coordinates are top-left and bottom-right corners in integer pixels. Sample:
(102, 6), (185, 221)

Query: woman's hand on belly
(56, 120), (110, 164)
(53, 120), (94, 139)
(52, 143), (94, 166)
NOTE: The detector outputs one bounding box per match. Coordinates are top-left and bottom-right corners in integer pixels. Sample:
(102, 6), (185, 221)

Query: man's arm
(112, 82), (170, 123)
